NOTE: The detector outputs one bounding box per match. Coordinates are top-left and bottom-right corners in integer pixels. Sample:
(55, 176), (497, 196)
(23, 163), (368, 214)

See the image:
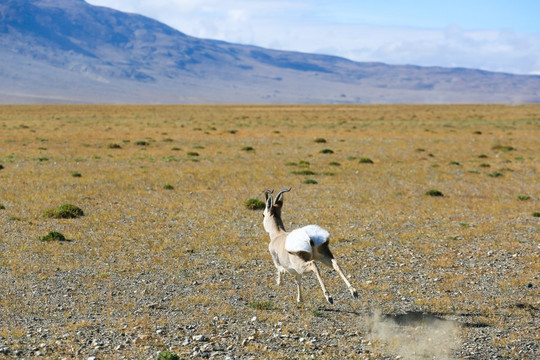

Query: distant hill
(1, 0), (540, 104)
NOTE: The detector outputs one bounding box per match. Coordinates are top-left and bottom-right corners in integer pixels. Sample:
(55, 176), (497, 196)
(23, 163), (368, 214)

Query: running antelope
(262, 188), (358, 304)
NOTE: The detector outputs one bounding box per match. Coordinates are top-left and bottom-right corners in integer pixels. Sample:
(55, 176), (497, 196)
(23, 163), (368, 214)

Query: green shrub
(163, 184), (174, 190)
(157, 351), (180, 360)
(241, 146), (255, 152)
(292, 170), (316, 175)
(0, 204), (5, 210)
(478, 154), (488, 158)
(329, 161), (341, 166)
(250, 301), (275, 310)
(314, 137), (327, 143)
(187, 151), (199, 157)
(0, 164), (4, 170)
(492, 144), (515, 152)
(303, 179), (318, 184)
(40, 231), (66, 242)
(449, 161), (461, 166)
(319, 148), (334, 154)
(245, 198), (265, 210)
(135, 140), (149, 146)
(533, 212), (540, 218)
(108, 143), (122, 149)
(71, 171), (82, 177)
(517, 195), (531, 201)
(425, 189), (444, 197)
(359, 157), (374, 164)
(298, 160), (310, 167)
(487, 171), (503, 178)
(479, 163), (490, 168)
(43, 204), (84, 219)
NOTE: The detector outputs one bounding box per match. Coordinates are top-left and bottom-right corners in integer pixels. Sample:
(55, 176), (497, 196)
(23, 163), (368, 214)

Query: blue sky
(86, 0), (540, 75)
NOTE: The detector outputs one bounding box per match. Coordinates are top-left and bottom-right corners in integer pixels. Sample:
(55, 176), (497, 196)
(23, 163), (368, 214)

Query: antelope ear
(265, 195), (273, 212)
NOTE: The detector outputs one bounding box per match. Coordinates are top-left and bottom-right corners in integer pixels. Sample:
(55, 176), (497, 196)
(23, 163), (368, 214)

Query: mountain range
(1, 0), (540, 104)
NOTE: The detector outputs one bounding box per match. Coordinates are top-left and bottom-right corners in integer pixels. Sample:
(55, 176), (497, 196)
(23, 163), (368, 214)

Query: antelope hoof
(326, 296), (334, 305)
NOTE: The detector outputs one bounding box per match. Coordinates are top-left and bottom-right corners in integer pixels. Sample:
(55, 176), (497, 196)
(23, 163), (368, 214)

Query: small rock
(251, 316), (257, 322)
(193, 334), (208, 342)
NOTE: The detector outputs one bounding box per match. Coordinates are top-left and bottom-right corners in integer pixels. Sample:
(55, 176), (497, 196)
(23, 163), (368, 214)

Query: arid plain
(0, 104), (538, 359)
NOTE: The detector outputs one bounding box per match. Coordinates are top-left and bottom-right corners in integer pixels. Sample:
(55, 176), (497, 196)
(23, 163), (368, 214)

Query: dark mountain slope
(1, 0), (539, 104)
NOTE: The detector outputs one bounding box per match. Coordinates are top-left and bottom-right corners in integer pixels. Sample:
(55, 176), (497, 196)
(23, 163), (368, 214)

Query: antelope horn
(264, 189), (274, 201)
(275, 187), (292, 204)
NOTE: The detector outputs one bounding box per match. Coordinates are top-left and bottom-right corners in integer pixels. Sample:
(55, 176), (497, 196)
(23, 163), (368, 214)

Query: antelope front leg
(294, 275), (303, 303)
(306, 261), (333, 304)
(276, 270), (283, 286)
(331, 259), (358, 298)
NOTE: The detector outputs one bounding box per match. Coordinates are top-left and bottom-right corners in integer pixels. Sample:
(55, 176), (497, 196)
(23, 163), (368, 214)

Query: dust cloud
(367, 311), (461, 359)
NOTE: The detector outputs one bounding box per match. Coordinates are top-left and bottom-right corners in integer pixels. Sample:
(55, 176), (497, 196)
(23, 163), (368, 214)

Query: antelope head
(263, 187), (291, 234)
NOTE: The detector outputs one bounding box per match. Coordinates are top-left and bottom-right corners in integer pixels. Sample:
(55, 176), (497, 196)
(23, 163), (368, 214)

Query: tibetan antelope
(262, 188), (358, 304)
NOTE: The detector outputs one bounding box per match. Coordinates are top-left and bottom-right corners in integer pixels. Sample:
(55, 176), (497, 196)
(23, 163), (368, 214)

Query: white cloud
(86, 0), (540, 75)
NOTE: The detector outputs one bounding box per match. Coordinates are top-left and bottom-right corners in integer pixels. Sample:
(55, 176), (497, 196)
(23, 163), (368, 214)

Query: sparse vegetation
(108, 143), (122, 149)
(0, 104), (538, 359)
(292, 169), (316, 175)
(319, 148), (334, 154)
(359, 157), (374, 164)
(517, 195), (531, 201)
(71, 171), (82, 177)
(157, 351), (180, 360)
(314, 137), (327, 143)
(244, 198), (265, 210)
(43, 204), (84, 219)
(249, 301), (275, 310)
(425, 189), (444, 197)
(303, 178), (318, 184)
(492, 144), (515, 152)
(163, 184), (174, 190)
(241, 146), (255, 152)
(40, 231), (67, 242)
(135, 140), (149, 146)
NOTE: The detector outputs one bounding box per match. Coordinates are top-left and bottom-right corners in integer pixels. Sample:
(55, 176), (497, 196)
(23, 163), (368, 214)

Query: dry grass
(0, 104), (539, 359)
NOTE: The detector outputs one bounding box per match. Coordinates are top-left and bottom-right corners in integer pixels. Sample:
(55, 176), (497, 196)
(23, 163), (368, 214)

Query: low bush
(43, 204), (84, 219)
(157, 351), (180, 360)
(40, 231), (67, 242)
(303, 179), (318, 184)
(425, 189), (444, 197)
(245, 198), (266, 210)
(359, 157), (374, 164)
(319, 148), (334, 154)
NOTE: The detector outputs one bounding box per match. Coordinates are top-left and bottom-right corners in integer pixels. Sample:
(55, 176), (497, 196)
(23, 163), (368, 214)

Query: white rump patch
(301, 225), (330, 246)
(285, 225), (330, 253)
(285, 228), (312, 253)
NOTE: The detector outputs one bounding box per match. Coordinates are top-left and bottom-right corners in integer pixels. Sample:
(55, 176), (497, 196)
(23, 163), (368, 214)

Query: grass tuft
(108, 143), (122, 149)
(319, 148), (334, 154)
(532, 212), (540, 218)
(249, 301), (275, 310)
(303, 179), (318, 184)
(244, 198), (265, 210)
(43, 204), (84, 219)
(492, 144), (515, 152)
(425, 189), (444, 197)
(157, 351), (180, 360)
(163, 184), (174, 190)
(40, 231), (67, 242)
(71, 171), (82, 177)
(517, 195), (531, 201)
(135, 140), (149, 146)
(359, 157), (374, 164)
(314, 137), (327, 143)
(241, 146), (255, 152)
(487, 171), (503, 178)
(292, 170), (316, 175)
